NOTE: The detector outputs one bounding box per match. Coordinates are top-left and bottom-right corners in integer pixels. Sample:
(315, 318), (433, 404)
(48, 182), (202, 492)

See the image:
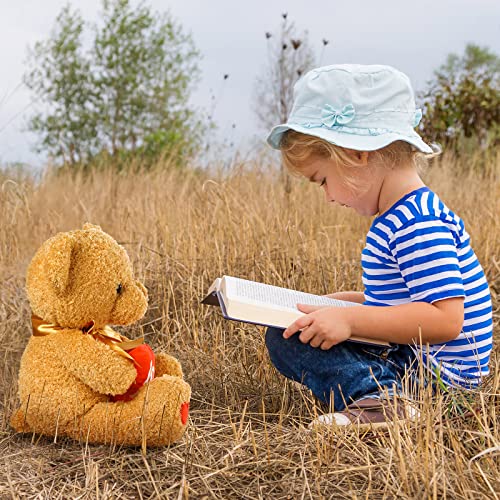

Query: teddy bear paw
(154, 352), (184, 378)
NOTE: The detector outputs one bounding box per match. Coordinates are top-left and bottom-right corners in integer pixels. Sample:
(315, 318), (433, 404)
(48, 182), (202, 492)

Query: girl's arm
(347, 298), (464, 344)
(325, 291), (365, 304)
(285, 297), (464, 348)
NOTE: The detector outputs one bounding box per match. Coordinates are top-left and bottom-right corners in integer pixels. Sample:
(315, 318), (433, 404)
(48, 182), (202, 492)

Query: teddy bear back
(26, 223), (148, 329)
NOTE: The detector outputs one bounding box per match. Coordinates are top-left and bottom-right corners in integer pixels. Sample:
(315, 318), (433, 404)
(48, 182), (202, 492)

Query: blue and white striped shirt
(362, 187), (493, 388)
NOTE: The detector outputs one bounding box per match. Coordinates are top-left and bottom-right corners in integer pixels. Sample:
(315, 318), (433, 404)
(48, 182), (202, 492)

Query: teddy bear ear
(83, 222), (102, 231)
(46, 234), (75, 296)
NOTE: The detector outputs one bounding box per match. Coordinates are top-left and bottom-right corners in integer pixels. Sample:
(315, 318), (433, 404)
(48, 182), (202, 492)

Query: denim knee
(265, 327), (286, 357)
(265, 327), (299, 382)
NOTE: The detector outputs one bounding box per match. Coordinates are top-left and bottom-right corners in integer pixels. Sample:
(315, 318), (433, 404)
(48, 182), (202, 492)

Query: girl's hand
(283, 304), (352, 349)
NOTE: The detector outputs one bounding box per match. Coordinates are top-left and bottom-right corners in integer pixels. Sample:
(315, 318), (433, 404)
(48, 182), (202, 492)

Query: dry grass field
(0, 151), (499, 498)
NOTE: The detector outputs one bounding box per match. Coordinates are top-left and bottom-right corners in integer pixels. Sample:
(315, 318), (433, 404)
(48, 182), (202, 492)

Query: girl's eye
(116, 283), (123, 294)
(320, 178), (326, 187)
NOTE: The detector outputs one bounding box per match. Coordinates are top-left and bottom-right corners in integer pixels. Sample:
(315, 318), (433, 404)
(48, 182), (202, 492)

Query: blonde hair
(279, 130), (437, 181)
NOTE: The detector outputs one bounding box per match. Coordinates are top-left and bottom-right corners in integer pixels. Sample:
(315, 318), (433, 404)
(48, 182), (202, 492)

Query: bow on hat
(413, 108), (423, 128)
(321, 103), (356, 128)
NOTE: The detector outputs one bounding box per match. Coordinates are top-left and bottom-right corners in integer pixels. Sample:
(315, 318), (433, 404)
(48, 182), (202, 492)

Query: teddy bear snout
(136, 280), (148, 299)
(109, 280), (148, 325)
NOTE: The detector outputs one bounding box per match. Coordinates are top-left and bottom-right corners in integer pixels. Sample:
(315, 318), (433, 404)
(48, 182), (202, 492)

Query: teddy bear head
(26, 223), (148, 329)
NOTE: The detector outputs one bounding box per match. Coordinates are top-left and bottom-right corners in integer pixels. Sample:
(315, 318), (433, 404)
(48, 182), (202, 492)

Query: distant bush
(418, 44), (500, 153)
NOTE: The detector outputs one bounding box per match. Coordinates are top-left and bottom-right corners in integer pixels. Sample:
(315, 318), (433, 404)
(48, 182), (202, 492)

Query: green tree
(418, 44), (500, 150)
(25, 6), (97, 165)
(25, 0), (204, 167)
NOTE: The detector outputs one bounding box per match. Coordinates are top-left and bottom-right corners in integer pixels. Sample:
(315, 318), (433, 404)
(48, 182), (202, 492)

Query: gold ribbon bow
(31, 315), (144, 364)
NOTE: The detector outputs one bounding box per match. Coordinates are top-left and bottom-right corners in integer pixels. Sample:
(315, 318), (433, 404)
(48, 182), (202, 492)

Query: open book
(201, 275), (389, 347)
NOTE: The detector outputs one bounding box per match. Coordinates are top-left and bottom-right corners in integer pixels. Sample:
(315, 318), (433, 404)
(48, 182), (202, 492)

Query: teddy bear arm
(56, 330), (137, 395)
(154, 352), (184, 378)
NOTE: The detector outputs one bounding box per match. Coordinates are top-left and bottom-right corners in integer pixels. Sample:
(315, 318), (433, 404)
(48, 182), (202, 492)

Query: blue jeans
(265, 327), (417, 411)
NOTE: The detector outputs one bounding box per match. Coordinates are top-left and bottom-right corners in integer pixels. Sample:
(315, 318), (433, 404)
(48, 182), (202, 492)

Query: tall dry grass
(0, 150), (499, 498)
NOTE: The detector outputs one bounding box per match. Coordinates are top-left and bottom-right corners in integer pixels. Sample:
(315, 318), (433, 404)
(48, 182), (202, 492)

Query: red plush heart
(180, 402), (189, 425)
(112, 344), (155, 402)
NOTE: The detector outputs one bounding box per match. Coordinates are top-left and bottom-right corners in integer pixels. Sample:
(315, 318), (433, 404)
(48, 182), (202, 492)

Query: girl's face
(301, 154), (384, 216)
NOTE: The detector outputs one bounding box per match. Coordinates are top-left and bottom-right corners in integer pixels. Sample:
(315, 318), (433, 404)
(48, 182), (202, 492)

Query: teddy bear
(11, 223), (191, 447)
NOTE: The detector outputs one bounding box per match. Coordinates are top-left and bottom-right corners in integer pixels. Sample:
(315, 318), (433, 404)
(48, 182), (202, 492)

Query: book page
(224, 276), (357, 311)
(205, 276), (388, 346)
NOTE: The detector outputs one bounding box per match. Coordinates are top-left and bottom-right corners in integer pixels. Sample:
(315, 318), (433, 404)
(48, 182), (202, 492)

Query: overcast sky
(1, 0), (499, 168)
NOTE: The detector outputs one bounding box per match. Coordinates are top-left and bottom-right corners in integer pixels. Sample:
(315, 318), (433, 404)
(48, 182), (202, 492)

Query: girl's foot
(309, 397), (419, 431)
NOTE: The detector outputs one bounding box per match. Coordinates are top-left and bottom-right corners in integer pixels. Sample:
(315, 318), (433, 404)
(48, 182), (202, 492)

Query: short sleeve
(390, 217), (465, 303)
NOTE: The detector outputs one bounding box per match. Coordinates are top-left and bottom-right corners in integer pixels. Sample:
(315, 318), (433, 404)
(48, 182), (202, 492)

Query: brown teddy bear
(11, 223), (191, 447)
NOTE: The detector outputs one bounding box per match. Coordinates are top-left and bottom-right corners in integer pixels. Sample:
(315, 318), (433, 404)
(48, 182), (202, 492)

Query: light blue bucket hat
(266, 64), (433, 153)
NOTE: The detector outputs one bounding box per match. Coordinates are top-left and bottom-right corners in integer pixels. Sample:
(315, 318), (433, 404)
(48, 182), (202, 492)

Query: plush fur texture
(11, 223), (191, 447)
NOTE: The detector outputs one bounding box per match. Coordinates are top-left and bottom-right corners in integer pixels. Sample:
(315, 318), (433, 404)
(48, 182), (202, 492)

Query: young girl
(265, 64), (493, 427)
